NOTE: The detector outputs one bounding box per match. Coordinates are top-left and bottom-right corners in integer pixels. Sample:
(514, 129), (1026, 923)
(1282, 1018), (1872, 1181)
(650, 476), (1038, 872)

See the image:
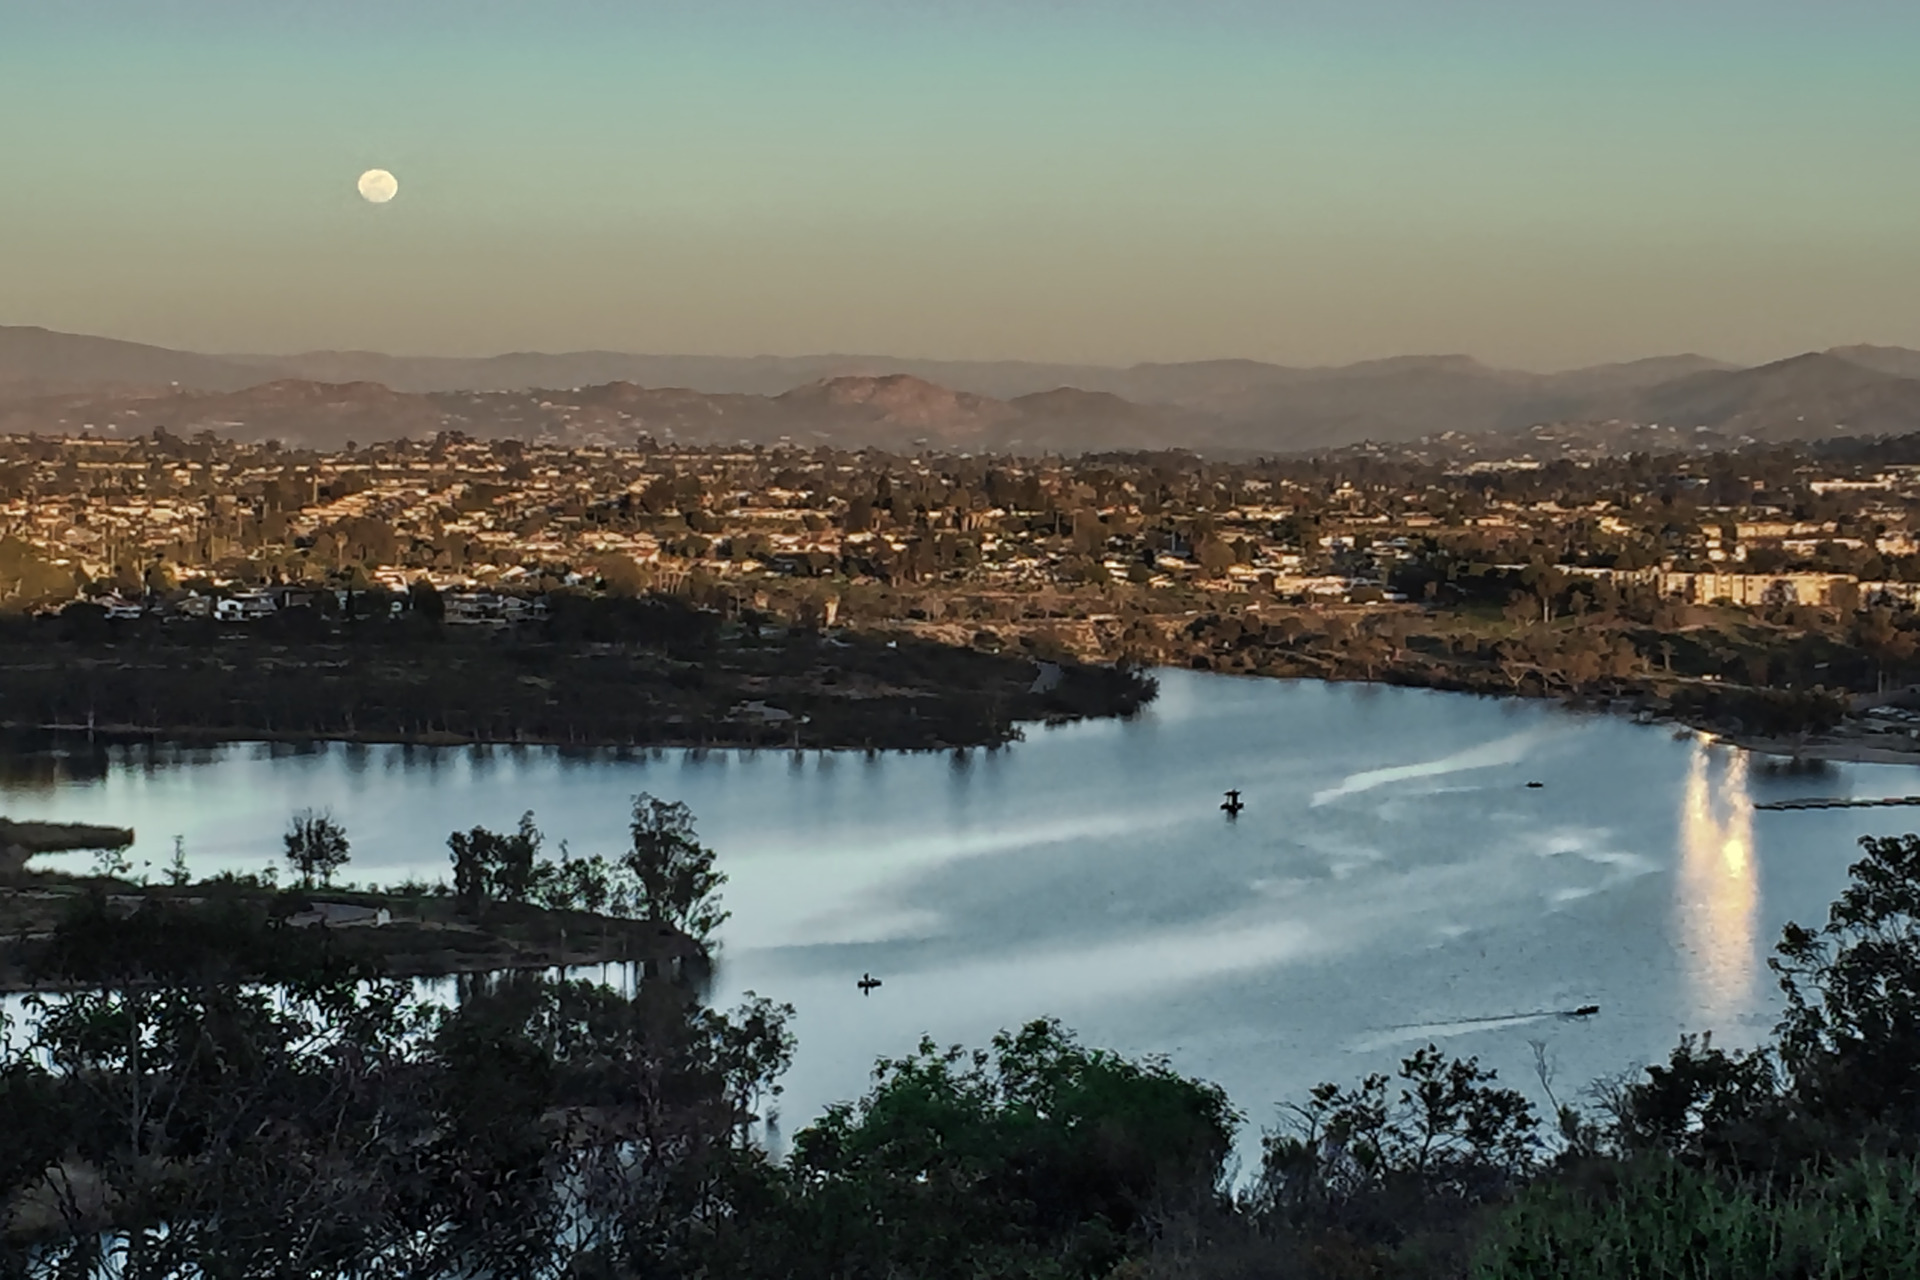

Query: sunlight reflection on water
(1678, 744), (1760, 1024)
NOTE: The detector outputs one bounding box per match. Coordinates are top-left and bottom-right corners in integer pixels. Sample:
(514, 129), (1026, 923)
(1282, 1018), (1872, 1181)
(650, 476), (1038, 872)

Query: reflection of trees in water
(0, 736), (618, 793)
(0, 734), (244, 791)
(1752, 754), (1837, 780)
(0, 732), (113, 790)
(1678, 744), (1759, 1022)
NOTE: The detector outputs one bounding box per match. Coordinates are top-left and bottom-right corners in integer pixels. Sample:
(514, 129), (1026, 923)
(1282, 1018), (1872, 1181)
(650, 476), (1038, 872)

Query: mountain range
(6, 325), (1920, 455)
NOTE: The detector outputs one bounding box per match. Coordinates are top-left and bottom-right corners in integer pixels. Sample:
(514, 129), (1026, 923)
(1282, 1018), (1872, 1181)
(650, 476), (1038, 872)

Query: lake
(7, 669), (1917, 1150)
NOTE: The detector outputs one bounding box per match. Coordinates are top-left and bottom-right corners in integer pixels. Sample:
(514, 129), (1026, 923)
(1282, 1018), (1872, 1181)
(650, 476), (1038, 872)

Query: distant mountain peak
(1828, 344), (1920, 380)
(1335, 353), (1492, 374)
(776, 374), (1006, 429)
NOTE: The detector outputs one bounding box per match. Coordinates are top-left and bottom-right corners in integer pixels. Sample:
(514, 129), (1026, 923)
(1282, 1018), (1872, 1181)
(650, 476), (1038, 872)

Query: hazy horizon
(0, 320), (1767, 376)
(9, 1), (1920, 370)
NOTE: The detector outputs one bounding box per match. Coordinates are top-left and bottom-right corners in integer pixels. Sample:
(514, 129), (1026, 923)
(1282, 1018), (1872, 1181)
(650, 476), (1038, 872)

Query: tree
(624, 794), (729, 941)
(143, 560), (176, 597)
(0, 967), (794, 1278)
(283, 808), (350, 887)
(447, 811), (544, 913)
(737, 1019), (1235, 1280)
(449, 826), (491, 913)
(596, 554), (649, 597)
(1195, 536), (1236, 579)
(1774, 833), (1920, 1131)
(408, 576), (445, 621)
(1852, 607), (1915, 693)
(1258, 1045), (1539, 1213)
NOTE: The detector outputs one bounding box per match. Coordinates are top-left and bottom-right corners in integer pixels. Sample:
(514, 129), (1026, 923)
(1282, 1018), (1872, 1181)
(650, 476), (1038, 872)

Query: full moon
(356, 169), (399, 204)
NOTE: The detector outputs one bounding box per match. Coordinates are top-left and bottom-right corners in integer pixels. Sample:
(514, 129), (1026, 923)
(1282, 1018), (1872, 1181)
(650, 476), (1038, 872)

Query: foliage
(1773, 832), (1920, 1135)
(716, 1019), (1238, 1280)
(1608, 1033), (1784, 1167)
(1258, 1045), (1542, 1213)
(163, 835), (189, 887)
(0, 587), (1155, 753)
(1476, 1154), (1920, 1280)
(448, 810), (544, 912)
(449, 814), (642, 918)
(88, 843), (131, 881)
(529, 846), (631, 916)
(29, 889), (371, 988)
(282, 807), (351, 887)
(1466, 831), (1920, 1279)
(624, 793), (729, 941)
(0, 972), (793, 1277)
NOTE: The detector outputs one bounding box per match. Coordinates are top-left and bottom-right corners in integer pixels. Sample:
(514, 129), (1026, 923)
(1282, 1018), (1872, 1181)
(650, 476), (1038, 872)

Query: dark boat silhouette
(1569, 1004), (1599, 1017)
(1221, 789), (1244, 817)
(857, 972), (883, 995)
(1526, 781), (1544, 789)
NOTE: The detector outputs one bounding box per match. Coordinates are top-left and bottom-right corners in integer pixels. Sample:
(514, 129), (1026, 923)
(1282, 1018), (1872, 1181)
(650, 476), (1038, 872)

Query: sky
(6, 0), (1920, 370)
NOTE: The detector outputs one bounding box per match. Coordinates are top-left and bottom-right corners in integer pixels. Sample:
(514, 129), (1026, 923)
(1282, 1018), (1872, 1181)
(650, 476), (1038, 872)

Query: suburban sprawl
(2, 427), (1920, 753)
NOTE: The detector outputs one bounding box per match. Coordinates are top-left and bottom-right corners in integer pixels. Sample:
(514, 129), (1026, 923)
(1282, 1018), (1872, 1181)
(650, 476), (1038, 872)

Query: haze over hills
(0, 326), (265, 396)
(1628, 353), (1920, 442)
(0, 372), (1221, 455)
(6, 324), (1920, 454)
(1827, 345), (1920, 382)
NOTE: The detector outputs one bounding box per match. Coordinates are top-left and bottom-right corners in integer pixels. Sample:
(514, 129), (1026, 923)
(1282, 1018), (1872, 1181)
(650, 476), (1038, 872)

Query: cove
(4, 669), (1915, 1141)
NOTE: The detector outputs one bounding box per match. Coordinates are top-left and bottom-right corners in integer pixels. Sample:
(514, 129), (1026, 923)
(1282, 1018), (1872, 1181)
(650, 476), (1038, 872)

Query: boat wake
(1347, 1006), (1601, 1051)
(1311, 731), (1544, 806)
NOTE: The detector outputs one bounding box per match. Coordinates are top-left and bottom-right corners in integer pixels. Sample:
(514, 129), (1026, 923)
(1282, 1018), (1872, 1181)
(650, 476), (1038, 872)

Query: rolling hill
(1624, 352), (1920, 441)
(0, 326), (263, 395)
(7, 324), (1920, 453)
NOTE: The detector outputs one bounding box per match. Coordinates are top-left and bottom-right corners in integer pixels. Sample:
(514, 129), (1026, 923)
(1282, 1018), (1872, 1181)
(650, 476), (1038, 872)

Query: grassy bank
(0, 877), (700, 992)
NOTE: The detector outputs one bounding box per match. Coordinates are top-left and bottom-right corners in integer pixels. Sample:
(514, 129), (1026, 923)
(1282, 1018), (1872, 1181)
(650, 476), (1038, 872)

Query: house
(215, 591), (278, 623)
(285, 902), (393, 928)
(443, 591), (545, 625)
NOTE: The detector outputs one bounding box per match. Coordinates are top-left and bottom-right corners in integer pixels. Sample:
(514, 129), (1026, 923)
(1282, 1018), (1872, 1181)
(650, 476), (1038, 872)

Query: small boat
(1221, 789), (1245, 817)
(1526, 781), (1544, 789)
(1569, 1004), (1599, 1018)
(857, 972), (882, 995)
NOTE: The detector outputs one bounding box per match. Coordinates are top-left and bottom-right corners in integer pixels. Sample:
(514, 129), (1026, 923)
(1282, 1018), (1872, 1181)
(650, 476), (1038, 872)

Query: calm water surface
(6, 670), (1915, 1143)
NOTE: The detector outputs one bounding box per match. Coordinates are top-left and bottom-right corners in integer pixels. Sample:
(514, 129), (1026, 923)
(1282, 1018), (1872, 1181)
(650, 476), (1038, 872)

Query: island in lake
(0, 805), (712, 993)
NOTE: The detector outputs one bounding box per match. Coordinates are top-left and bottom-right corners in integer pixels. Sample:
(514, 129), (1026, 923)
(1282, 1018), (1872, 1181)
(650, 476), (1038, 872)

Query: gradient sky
(6, 0), (1920, 368)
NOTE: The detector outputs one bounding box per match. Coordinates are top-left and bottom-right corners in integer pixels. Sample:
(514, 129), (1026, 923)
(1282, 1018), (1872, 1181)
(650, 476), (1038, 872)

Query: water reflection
(1678, 743), (1759, 1021)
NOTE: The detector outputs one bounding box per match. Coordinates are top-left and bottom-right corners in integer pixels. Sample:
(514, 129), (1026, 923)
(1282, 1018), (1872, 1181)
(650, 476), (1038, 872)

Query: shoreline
(1182, 656), (1920, 770)
(7, 658), (1916, 770)
(0, 714), (1074, 756)
(0, 625), (1158, 754)
(1711, 733), (1920, 767)
(0, 880), (705, 994)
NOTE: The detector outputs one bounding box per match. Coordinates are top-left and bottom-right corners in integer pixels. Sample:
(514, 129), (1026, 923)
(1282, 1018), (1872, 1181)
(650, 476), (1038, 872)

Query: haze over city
(9, 0), (1920, 369)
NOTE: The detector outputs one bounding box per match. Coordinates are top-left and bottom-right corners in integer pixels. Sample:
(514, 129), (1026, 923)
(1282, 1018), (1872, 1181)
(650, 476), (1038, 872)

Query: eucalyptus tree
(282, 808), (350, 888)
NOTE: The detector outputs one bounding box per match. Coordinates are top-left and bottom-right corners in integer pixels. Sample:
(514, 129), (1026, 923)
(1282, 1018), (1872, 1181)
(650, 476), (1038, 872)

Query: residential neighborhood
(7, 428), (1920, 628)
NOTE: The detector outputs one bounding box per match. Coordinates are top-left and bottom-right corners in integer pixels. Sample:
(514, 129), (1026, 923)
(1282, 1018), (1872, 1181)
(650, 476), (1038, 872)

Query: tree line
(276, 794), (728, 943)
